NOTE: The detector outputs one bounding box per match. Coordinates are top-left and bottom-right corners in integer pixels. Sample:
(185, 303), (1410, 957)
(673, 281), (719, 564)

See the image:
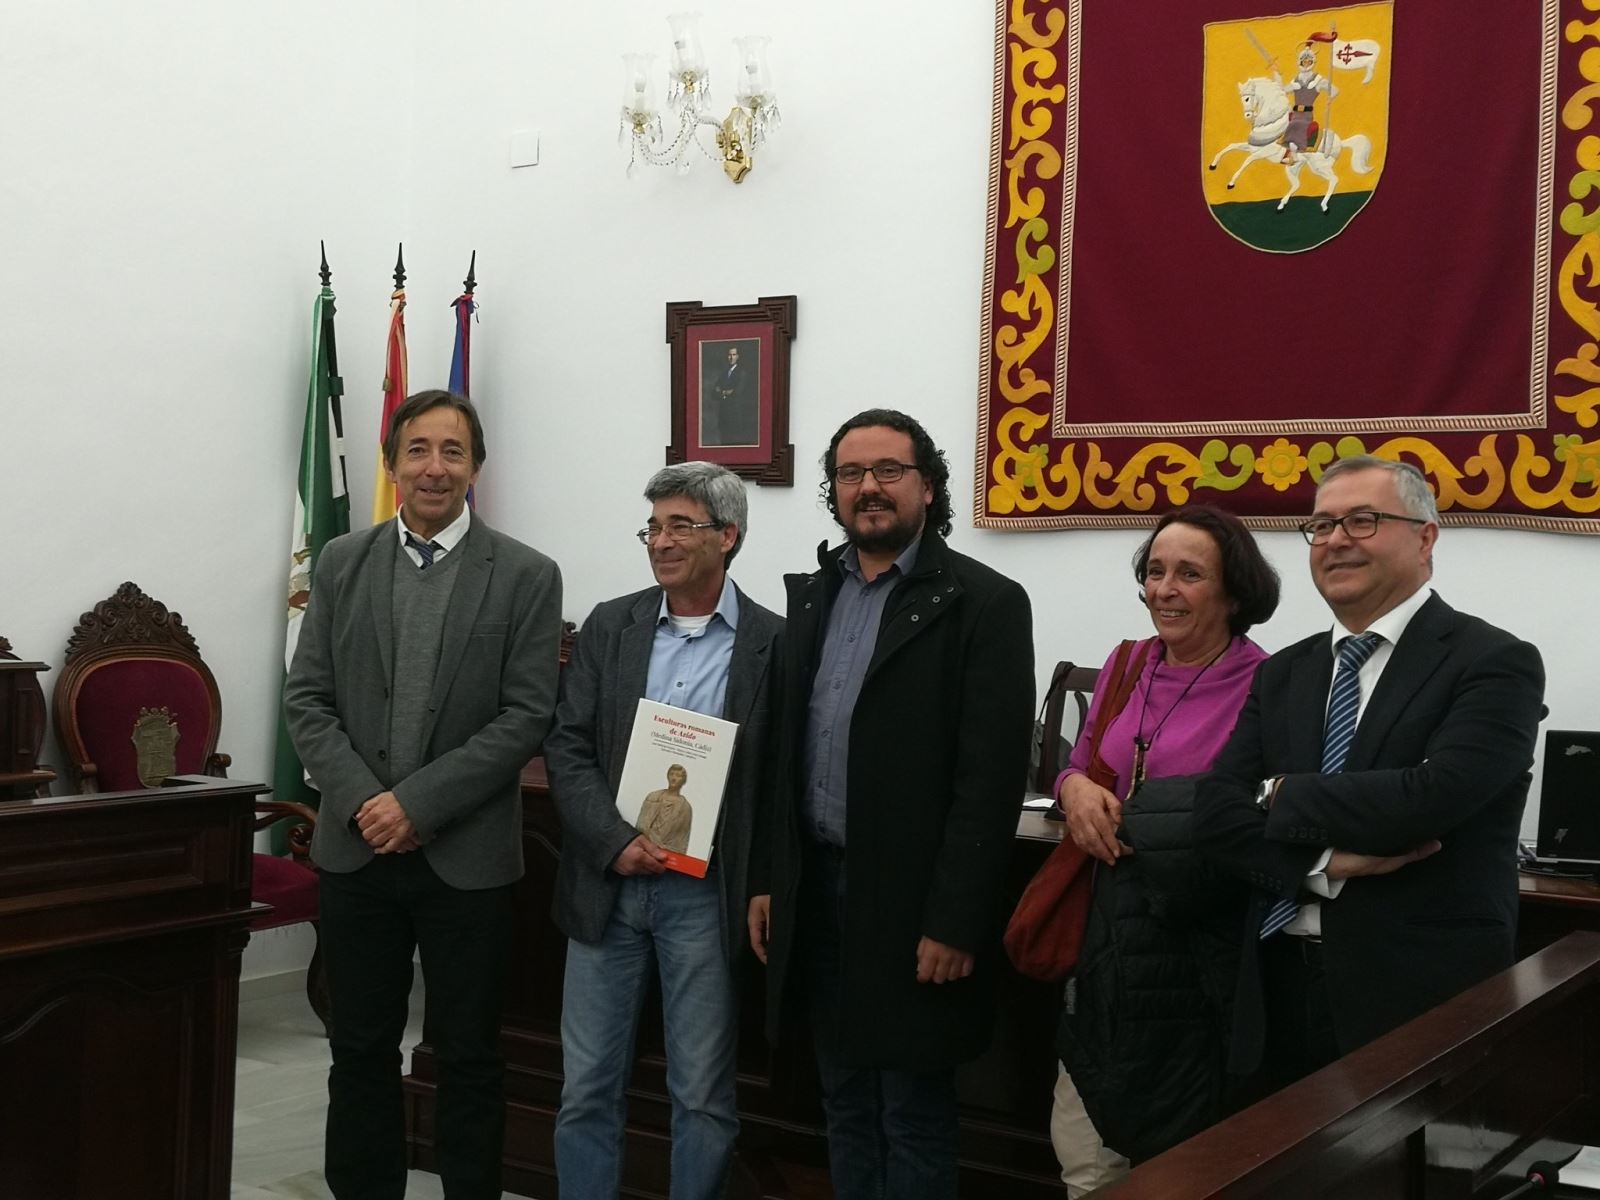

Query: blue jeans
(553, 868), (738, 1199)
(802, 845), (960, 1200)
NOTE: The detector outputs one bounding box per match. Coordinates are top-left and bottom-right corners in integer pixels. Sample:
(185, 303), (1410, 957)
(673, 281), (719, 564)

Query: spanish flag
(371, 273), (407, 524)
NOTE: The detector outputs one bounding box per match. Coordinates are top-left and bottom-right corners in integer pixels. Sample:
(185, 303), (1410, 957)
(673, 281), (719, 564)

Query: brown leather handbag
(1003, 639), (1151, 982)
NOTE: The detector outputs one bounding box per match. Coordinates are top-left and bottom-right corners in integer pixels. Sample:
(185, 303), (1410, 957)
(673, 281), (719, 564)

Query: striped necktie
(405, 531), (441, 569)
(1261, 631), (1385, 939)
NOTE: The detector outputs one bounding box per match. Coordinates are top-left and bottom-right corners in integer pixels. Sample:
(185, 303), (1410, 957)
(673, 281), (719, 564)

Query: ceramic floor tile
(233, 976), (429, 1192)
(234, 1058), (331, 1116)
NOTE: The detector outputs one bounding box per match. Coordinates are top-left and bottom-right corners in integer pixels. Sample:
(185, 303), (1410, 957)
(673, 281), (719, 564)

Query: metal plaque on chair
(131, 706), (180, 787)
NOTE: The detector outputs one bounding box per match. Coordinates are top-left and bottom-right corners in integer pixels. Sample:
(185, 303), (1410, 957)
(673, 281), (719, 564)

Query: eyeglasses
(833, 461), (920, 485)
(1299, 511), (1428, 544)
(635, 520), (721, 545)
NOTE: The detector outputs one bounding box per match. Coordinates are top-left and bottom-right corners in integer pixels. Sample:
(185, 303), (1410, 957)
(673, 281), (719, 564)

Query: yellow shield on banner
(1202, 3), (1393, 253)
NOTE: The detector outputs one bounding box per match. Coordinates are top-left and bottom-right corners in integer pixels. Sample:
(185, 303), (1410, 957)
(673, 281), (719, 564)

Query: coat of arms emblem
(131, 706), (181, 787)
(1202, 3), (1392, 253)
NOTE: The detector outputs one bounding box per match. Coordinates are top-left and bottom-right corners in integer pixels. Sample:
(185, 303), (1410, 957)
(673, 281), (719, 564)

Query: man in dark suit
(747, 410), (1034, 1200)
(1195, 456), (1544, 1096)
(545, 462), (782, 1200)
(285, 390), (564, 1200)
(703, 343), (757, 447)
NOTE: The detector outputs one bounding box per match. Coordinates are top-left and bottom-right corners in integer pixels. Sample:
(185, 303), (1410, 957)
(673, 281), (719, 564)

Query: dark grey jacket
(284, 517), (565, 889)
(545, 583), (782, 963)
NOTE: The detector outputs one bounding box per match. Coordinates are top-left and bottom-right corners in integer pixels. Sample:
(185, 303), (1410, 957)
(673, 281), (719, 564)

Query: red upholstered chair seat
(251, 853), (320, 930)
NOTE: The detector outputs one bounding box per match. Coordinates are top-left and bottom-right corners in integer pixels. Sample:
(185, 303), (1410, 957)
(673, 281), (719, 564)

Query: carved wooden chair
(51, 582), (331, 1034)
(1031, 660), (1101, 796)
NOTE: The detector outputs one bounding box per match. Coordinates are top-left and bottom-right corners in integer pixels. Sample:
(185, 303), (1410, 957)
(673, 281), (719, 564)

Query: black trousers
(798, 844), (960, 1200)
(1234, 934), (1342, 1107)
(319, 852), (515, 1200)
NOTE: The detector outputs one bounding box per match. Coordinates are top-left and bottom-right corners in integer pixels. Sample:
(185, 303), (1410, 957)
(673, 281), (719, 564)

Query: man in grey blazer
(545, 462), (781, 1200)
(285, 390), (564, 1200)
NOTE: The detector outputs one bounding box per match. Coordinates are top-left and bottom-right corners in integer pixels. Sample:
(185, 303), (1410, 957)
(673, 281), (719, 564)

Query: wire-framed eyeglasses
(1299, 511), (1427, 545)
(635, 520), (722, 545)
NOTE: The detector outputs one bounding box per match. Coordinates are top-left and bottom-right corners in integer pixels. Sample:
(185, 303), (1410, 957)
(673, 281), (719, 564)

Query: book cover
(614, 699), (739, 878)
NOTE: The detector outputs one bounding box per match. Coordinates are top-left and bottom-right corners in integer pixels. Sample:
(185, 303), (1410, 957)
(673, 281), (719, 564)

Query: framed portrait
(665, 294), (796, 486)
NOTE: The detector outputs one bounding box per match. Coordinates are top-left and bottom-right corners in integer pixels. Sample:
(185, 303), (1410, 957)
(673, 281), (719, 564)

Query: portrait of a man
(699, 339), (760, 448)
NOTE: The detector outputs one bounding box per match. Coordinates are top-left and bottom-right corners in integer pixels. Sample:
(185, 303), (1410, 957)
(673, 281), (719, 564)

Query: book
(614, 699), (739, 878)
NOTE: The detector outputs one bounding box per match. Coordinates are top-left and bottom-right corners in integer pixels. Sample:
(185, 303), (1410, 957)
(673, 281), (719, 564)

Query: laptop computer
(1534, 730), (1600, 867)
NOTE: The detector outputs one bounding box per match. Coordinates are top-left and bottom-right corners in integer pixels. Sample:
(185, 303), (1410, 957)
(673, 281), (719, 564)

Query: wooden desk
(0, 655), (54, 800)
(1099, 932), (1600, 1198)
(0, 775), (264, 1199)
(1518, 871), (1600, 958)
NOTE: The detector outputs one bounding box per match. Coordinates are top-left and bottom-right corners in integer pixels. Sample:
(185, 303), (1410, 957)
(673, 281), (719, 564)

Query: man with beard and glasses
(746, 409), (1034, 1200)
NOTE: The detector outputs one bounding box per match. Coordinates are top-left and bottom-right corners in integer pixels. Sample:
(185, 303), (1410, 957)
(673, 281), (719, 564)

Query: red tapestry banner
(977, 0), (1600, 533)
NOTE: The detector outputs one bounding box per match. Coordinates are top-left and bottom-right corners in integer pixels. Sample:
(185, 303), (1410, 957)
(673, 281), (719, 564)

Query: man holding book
(545, 461), (783, 1199)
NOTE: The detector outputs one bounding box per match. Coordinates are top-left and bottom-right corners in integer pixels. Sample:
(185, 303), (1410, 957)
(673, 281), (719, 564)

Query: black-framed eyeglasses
(636, 520), (721, 545)
(1299, 511), (1428, 545)
(833, 460), (920, 485)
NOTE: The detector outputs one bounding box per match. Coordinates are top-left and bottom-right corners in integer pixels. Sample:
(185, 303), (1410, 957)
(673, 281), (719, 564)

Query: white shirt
(1284, 583), (1435, 937)
(396, 505), (471, 568)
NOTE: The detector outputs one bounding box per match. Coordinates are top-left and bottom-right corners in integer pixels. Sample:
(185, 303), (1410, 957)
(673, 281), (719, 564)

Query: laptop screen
(1535, 730), (1600, 865)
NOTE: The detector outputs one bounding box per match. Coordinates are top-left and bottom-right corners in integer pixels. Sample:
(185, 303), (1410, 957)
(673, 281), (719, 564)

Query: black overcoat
(753, 532), (1035, 1069)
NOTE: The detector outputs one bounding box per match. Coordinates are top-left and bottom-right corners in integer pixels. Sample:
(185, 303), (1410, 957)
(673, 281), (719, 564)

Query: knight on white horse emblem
(1209, 29), (1375, 212)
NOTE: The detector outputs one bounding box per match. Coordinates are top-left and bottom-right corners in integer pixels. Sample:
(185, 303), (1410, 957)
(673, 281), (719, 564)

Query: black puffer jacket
(1055, 776), (1247, 1162)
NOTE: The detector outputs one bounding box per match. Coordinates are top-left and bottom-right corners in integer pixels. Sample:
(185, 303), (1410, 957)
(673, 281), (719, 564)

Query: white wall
(4, 1), (422, 978)
(404, 0), (1589, 808)
(5, 3), (1589, 980)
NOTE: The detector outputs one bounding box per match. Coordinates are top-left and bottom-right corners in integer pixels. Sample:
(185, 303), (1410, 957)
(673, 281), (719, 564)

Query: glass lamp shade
(666, 11), (707, 77)
(620, 53), (660, 120)
(732, 35), (775, 108)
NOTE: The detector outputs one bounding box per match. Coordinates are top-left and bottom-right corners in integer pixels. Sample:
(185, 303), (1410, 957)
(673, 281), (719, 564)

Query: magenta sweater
(1057, 635), (1267, 801)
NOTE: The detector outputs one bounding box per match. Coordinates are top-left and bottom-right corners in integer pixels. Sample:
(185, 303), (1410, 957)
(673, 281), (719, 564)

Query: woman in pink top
(1050, 505), (1280, 1195)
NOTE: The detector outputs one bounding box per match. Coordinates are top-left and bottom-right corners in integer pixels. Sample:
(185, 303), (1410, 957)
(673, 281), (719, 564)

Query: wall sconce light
(618, 12), (780, 184)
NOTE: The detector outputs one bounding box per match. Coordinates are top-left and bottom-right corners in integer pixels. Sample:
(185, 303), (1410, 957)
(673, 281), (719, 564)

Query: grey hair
(644, 461), (749, 564)
(1318, 455), (1441, 525)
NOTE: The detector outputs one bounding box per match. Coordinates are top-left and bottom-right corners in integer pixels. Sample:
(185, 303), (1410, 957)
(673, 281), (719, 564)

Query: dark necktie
(1261, 631), (1385, 938)
(405, 532), (441, 569)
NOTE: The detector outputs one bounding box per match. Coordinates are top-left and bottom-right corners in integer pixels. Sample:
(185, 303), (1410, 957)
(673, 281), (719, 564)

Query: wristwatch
(1254, 776), (1281, 812)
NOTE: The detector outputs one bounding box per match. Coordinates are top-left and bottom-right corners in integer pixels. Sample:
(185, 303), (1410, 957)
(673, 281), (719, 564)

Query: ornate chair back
(52, 583), (226, 793)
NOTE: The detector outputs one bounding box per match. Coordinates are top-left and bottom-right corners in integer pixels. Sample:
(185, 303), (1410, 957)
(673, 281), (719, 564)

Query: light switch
(509, 130), (541, 168)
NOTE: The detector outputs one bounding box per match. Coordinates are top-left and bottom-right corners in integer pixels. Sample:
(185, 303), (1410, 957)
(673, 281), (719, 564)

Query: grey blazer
(544, 583), (782, 963)
(284, 516), (564, 889)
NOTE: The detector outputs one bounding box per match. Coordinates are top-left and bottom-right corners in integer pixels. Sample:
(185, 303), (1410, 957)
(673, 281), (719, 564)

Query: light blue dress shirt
(644, 575), (740, 719)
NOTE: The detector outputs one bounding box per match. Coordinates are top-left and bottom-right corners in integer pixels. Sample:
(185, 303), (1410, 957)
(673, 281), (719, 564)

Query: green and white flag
(273, 281), (349, 833)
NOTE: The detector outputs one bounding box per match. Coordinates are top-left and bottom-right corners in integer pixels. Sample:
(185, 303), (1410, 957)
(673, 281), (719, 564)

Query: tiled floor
(231, 981), (445, 1200)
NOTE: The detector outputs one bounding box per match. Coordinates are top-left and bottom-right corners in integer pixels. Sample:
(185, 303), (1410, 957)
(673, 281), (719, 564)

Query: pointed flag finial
(463, 250), (477, 296)
(319, 240), (332, 287)
(393, 244), (406, 291)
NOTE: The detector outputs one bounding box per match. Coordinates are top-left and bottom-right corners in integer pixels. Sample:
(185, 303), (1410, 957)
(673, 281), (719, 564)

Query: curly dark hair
(818, 409), (953, 539)
(1132, 505), (1280, 636)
